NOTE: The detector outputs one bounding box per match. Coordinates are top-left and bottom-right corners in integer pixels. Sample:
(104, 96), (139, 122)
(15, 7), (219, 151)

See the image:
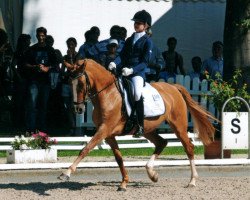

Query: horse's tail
(174, 84), (217, 145)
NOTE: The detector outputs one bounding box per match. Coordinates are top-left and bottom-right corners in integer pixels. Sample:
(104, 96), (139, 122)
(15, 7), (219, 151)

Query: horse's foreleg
(58, 129), (107, 180)
(144, 132), (168, 182)
(105, 137), (129, 191)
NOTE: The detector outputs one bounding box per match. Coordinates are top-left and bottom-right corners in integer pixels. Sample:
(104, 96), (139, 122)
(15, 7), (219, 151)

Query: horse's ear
(76, 59), (86, 68)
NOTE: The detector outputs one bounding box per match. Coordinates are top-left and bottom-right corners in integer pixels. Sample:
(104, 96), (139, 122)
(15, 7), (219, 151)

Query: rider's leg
(131, 76), (144, 137)
(134, 96), (144, 137)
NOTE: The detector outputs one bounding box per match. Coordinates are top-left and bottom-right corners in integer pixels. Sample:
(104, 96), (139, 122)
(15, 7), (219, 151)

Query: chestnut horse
(58, 59), (216, 191)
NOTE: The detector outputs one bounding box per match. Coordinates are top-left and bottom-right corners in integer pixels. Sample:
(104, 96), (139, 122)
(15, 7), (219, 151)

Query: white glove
(122, 67), (133, 76)
(108, 62), (116, 70)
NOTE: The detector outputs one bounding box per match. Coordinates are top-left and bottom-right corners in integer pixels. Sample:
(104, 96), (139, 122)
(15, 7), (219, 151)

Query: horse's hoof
(57, 173), (70, 181)
(186, 183), (196, 188)
(146, 167), (159, 183)
(117, 187), (126, 192)
(151, 172), (158, 182)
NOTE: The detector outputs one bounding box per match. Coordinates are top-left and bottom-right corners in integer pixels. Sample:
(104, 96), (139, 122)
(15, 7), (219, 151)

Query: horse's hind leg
(105, 137), (129, 191)
(173, 126), (198, 187)
(143, 131), (168, 182)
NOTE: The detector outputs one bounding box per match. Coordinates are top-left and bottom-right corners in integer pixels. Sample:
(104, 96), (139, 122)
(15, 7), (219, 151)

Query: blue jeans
(26, 82), (50, 132)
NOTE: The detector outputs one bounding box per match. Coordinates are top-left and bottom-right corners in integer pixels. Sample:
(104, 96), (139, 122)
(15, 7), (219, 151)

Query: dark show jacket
(114, 33), (153, 79)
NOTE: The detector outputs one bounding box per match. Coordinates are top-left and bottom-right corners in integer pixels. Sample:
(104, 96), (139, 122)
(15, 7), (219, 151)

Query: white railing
(0, 132), (202, 151)
(81, 75), (217, 130)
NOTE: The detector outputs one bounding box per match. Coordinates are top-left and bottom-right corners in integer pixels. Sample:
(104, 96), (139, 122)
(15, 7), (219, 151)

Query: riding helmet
(132, 10), (152, 27)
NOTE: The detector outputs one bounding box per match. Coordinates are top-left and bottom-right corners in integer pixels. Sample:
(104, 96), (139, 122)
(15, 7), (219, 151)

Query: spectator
(12, 34), (31, 129)
(0, 28), (9, 63)
(160, 37), (185, 81)
(145, 28), (164, 82)
(24, 27), (57, 134)
(90, 26), (100, 44)
(99, 39), (119, 70)
(61, 37), (78, 135)
(45, 35), (64, 129)
(0, 28), (13, 96)
(45, 35), (63, 89)
(202, 41), (223, 80)
(87, 25), (125, 62)
(188, 56), (203, 81)
(77, 30), (95, 59)
(120, 26), (127, 41)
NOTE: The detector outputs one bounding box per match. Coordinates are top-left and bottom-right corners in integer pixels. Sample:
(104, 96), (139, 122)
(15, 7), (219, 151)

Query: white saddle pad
(118, 79), (165, 118)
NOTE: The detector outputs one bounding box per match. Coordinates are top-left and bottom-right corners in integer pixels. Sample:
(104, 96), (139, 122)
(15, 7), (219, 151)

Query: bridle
(70, 69), (116, 105)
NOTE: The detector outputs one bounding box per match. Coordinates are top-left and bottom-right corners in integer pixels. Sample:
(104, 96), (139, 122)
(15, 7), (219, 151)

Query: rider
(108, 10), (153, 137)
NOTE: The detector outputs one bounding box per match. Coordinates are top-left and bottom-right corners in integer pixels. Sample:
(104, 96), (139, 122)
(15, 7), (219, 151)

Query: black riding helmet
(132, 10), (152, 27)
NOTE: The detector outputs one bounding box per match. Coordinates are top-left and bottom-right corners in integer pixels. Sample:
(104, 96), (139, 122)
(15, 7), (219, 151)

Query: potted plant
(203, 69), (250, 159)
(7, 132), (58, 163)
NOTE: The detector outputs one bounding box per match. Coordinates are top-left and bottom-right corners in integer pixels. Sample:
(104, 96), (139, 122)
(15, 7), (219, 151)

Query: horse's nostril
(78, 108), (83, 113)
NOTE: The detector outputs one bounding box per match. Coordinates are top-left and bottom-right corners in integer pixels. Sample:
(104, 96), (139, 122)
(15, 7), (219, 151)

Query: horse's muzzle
(74, 103), (85, 114)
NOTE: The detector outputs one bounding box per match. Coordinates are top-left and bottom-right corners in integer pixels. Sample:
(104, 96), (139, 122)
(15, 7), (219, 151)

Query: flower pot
(6, 148), (57, 164)
(204, 140), (231, 159)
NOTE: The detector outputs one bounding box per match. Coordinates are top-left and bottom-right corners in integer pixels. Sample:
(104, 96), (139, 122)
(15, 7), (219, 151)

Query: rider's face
(134, 21), (147, 33)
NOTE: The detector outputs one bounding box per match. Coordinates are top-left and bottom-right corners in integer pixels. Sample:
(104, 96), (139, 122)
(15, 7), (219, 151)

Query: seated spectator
(99, 39), (119, 70)
(159, 37), (185, 81)
(188, 56), (203, 81)
(202, 41), (223, 80)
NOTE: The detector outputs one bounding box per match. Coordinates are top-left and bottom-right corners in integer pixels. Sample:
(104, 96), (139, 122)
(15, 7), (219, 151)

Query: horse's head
(70, 59), (88, 114)
(70, 59), (117, 114)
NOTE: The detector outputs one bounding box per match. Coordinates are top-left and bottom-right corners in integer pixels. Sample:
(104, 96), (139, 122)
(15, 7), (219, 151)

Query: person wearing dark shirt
(12, 34), (31, 128)
(188, 56), (203, 81)
(25, 27), (56, 134)
(61, 37), (78, 135)
(160, 37), (185, 81)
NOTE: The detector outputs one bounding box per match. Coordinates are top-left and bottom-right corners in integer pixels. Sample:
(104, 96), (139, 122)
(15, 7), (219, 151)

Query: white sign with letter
(222, 112), (248, 149)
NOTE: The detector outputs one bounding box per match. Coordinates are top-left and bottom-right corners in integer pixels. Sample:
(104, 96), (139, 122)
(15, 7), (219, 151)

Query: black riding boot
(133, 97), (144, 138)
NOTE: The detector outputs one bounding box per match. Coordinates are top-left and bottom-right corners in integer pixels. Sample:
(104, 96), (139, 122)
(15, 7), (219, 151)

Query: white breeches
(131, 76), (144, 101)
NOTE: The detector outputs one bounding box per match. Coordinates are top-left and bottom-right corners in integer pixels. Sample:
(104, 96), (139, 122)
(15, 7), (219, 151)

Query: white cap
(108, 39), (118, 46)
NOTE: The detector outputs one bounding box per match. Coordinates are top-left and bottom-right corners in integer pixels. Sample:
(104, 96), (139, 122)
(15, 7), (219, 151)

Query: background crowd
(0, 25), (223, 136)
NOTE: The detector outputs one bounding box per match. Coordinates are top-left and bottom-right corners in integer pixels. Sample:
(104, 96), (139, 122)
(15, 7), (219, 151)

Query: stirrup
(133, 126), (144, 138)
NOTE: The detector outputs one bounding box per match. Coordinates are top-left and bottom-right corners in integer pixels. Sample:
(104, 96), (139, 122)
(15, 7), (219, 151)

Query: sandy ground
(0, 176), (249, 200)
(0, 156), (249, 200)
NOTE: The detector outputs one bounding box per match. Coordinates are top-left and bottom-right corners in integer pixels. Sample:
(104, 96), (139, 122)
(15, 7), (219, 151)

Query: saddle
(118, 77), (165, 118)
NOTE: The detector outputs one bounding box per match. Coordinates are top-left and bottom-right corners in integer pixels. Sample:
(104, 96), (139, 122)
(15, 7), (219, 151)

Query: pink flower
(32, 133), (38, 138)
(38, 131), (47, 137)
